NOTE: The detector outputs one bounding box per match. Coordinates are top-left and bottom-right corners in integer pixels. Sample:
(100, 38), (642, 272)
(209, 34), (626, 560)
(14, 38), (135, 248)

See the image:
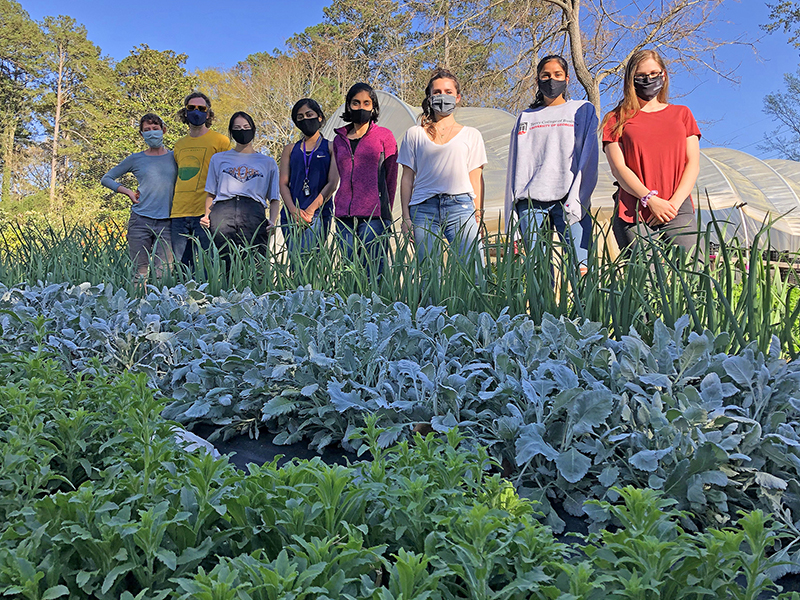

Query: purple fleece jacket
(333, 124), (398, 220)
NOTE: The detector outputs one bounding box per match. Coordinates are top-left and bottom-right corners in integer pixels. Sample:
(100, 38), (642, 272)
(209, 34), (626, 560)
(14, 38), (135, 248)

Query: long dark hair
(530, 55), (569, 109)
(420, 67), (461, 134)
(341, 83), (380, 123)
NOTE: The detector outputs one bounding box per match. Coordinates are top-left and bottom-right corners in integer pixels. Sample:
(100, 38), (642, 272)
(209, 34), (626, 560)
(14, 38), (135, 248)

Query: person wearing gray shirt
(201, 111), (280, 267)
(504, 55), (598, 272)
(101, 113), (177, 281)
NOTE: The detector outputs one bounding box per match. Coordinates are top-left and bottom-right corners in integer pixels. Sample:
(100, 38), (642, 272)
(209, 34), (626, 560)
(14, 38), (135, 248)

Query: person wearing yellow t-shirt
(171, 91), (231, 268)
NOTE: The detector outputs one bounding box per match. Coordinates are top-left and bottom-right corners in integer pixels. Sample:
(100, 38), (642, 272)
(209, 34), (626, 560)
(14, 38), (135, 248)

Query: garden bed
(2, 282), (799, 536)
(0, 353), (796, 599)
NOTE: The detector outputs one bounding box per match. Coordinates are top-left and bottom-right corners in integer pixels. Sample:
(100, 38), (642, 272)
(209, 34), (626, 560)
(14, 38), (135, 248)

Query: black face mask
(297, 118), (321, 137)
(538, 78), (567, 99)
(634, 74), (664, 101)
(349, 109), (372, 125)
(231, 128), (255, 145)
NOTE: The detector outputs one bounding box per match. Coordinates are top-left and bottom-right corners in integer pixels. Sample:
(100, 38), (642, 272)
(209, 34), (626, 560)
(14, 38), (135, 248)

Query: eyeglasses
(633, 72), (663, 84)
(186, 104), (208, 112)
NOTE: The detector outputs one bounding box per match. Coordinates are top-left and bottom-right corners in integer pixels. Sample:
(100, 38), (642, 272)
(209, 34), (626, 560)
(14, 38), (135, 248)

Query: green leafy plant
(2, 284), (799, 532)
(0, 358), (794, 599)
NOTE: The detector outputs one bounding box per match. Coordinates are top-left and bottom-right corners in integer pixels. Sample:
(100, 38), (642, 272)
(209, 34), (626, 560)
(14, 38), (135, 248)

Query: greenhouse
(323, 91), (800, 251)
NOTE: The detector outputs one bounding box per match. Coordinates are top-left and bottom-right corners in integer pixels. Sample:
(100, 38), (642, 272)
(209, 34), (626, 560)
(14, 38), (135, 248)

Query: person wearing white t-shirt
(398, 68), (487, 268)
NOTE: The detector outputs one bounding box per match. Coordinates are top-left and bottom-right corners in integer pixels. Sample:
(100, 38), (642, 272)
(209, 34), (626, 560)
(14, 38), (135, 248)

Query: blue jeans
(515, 199), (591, 265)
(171, 216), (210, 270)
(410, 193), (483, 267)
(336, 217), (390, 279)
(283, 214), (331, 258)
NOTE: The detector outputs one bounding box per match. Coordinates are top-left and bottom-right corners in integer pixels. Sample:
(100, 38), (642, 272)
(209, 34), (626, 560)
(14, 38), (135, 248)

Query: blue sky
(19, 0), (798, 159)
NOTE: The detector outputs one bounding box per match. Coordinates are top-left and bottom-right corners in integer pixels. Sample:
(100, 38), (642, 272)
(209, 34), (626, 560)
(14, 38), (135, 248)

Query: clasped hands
(646, 196), (680, 226)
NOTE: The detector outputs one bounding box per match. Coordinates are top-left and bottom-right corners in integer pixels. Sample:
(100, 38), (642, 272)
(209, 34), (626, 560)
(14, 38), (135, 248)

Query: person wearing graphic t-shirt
(279, 98), (339, 259)
(505, 54), (598, 273)
(398, 68), (487, 268)
(201, 112), (280, 265)
(332, 83), (398, 279)
(602, 49), (701, 253)
(171, 92), (230, 269)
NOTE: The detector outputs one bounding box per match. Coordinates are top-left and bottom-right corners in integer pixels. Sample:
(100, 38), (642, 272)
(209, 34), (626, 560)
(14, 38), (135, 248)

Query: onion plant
(1, 213), (798, 356)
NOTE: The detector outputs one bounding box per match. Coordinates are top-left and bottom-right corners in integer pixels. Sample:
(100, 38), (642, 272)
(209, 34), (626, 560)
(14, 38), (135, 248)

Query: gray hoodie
(504, 100), (599, 229)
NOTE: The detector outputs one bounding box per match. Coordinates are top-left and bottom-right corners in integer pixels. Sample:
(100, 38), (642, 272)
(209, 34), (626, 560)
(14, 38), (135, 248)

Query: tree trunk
(49, 45), (65, 214)
(443, 12), (450, 68)
(1, 116), (14, 203)
(562, 0), (601, 115)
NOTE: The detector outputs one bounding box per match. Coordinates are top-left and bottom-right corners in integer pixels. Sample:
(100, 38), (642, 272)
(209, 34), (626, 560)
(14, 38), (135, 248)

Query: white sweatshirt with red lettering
(504, 99), (599, 228)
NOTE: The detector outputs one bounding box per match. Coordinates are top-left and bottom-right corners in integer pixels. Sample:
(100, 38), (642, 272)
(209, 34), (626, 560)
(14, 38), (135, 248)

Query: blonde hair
(601, 49), (669, 139)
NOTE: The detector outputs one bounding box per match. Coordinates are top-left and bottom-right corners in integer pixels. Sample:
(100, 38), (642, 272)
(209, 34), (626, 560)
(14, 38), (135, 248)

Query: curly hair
(139, 113), (165, 132)
(176, 91), (216, 127)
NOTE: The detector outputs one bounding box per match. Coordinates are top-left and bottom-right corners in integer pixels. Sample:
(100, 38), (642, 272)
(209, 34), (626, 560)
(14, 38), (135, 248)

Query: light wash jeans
(410, 193), (484, 267)
(284, 214), (330, 257)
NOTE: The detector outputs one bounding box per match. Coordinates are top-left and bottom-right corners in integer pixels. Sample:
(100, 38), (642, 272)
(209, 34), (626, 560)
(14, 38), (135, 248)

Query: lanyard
(302, 137), (321, 180)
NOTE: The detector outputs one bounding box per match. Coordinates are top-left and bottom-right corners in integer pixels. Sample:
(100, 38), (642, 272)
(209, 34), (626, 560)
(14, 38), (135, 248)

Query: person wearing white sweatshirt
(504, 55), (599, 272)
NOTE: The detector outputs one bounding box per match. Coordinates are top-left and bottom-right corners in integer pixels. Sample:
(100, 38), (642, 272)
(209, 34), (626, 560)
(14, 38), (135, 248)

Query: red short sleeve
(680, 106), (701, 140)
(604, 104), (700, 224)
(602, 111), (620, 143)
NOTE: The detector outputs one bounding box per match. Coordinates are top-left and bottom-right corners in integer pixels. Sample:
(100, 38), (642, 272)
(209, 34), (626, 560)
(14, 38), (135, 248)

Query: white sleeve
(397, 128), (417, 171)
(267, 158), (280, 201)
(504, 117), (521, 233)
(205, 154), (220, 195)
(468, 128), (488, 171)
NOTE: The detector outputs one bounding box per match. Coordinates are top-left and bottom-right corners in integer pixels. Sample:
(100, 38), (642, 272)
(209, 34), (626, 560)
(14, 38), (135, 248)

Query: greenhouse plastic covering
(322, 91), (800, 251)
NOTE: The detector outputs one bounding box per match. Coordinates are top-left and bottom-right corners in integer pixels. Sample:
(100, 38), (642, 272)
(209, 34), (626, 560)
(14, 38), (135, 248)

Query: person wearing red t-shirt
(602, 49), (701, 252)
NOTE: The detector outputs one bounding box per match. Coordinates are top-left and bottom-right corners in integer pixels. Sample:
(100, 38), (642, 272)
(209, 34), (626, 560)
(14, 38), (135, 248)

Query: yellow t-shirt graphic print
(176, 150), (204, 185)
(171, 130), (230, 218)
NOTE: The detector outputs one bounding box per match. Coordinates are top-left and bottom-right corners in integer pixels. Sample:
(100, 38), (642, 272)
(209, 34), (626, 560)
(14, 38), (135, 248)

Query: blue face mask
(186, 109), (207, 126)
(142, 130), (163, 148)
(430, 94), (457, 116)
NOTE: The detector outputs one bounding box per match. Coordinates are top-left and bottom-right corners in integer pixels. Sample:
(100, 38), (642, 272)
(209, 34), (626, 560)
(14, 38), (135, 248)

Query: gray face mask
(430, 94), (457, 116)
(142, 130), (163, 149)
(633, 74), (665, 101)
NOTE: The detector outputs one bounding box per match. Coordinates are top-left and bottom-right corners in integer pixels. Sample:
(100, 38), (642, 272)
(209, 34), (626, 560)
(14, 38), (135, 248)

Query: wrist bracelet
(640, 190), (658, 208)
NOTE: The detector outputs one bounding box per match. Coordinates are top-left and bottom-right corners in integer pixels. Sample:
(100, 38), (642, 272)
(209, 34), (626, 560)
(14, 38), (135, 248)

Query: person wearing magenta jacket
(332, 83), (398, 279)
